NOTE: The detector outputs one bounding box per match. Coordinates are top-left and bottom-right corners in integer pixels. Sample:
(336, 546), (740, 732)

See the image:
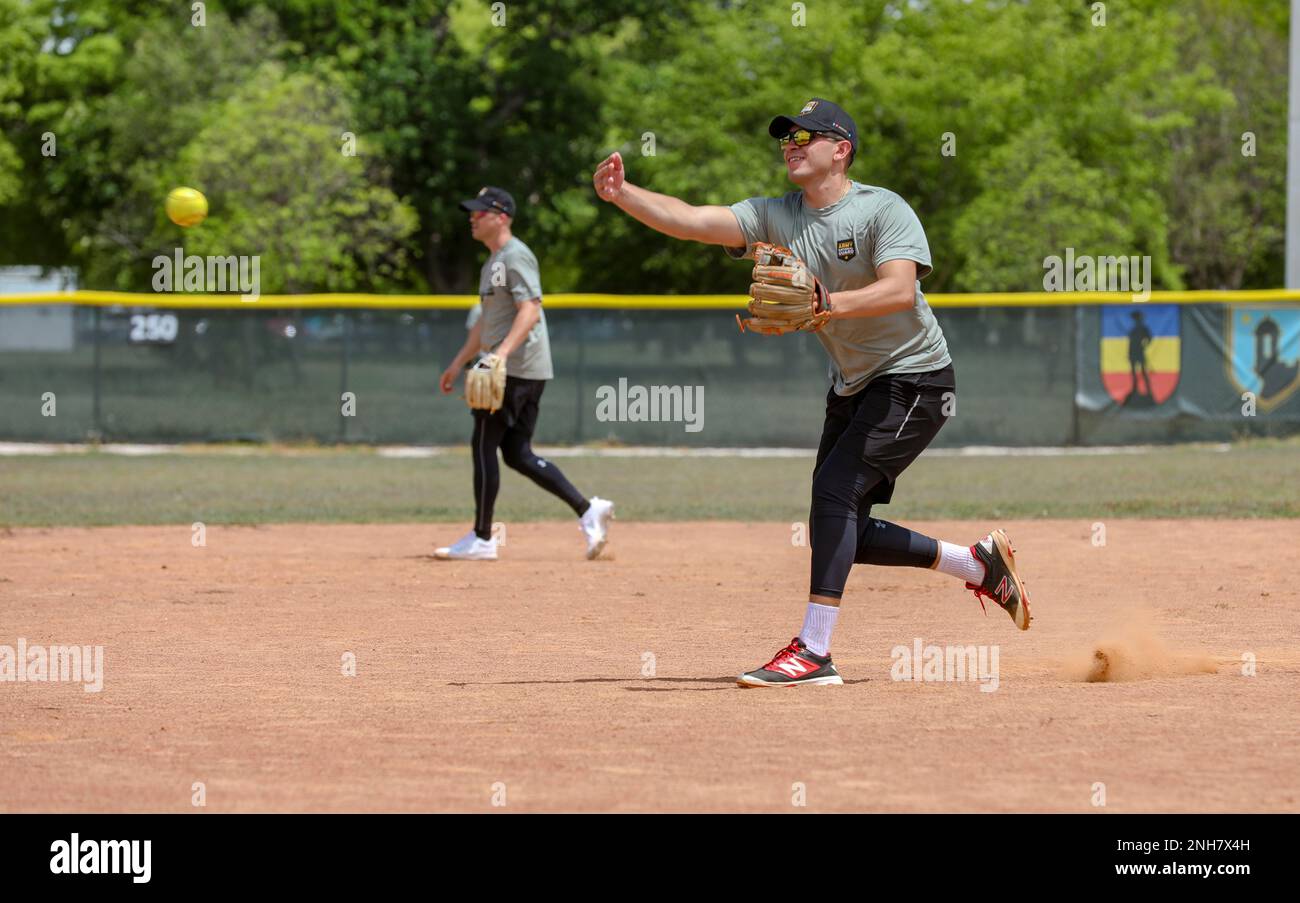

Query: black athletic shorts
(814, 364), (956, 506)
(474, 376), (546, 437)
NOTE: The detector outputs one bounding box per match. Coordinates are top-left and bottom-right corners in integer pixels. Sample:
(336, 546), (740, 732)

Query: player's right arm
(440, 314), (485, 393)
(593, 152), (744, 247)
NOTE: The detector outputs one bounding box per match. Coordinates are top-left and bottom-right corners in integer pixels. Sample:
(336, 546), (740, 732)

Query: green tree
(20, 4), (415, 290)
(3, 0), (1290, 294)
(0, 0), (59, 261)
(587, 0), (1246, 292)
(25, 5), (277, 285)
(1166, 0), (1289, 289)
(342, 0), (681, 291)
(177, 62), (417, 293)
(0, 0), (167, 264)
(0, 0), (47, 206)
(953, 126), (1140, 291)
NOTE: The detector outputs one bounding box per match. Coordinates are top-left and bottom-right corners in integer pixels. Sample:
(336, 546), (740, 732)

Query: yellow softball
(165, 187), (208, 228)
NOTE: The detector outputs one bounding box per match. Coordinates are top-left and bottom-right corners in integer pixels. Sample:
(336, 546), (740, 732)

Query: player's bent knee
(501, 447), (537, 472)
(811, 469), (873, 512)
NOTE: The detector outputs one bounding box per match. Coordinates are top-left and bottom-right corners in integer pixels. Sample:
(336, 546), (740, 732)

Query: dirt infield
(2, 519), (1297, 813)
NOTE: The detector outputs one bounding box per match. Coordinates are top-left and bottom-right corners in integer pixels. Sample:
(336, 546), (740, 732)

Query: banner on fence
(1076, 302), (1300, 420)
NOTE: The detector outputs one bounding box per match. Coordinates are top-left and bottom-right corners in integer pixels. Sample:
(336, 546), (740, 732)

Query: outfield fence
(1, 290), (1298, 447)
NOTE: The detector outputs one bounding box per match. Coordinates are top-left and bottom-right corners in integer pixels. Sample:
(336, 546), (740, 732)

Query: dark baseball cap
(459, 186), (516, 217)
(768, 98), (858, 158)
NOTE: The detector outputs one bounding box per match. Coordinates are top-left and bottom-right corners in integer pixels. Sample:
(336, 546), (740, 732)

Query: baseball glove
(736, 242), (833, 335)
(465, 352), (506, 412)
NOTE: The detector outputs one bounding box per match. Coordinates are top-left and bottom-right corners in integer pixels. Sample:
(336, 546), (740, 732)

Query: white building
(0, 266), (77, 351)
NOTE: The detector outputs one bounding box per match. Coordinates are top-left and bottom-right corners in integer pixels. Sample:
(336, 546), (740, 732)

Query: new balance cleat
(737, 637), (844, 688)
(968, 529), (1031, 630)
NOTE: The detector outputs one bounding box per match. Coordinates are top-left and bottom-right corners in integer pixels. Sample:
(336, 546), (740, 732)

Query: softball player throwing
(437, 187), (614, 561)
(593, 99), (1031, 687)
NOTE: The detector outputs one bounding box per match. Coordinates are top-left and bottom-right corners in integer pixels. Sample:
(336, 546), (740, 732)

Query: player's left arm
(494, 299), (541, 357)
(825, 259), (918, 319)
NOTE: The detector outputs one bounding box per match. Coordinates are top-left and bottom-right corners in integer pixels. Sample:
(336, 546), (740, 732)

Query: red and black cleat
(737, 636), (844, 688)
(968, 529), (1032, 630)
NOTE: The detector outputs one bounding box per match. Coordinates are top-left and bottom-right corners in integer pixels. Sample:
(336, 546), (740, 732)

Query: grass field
(1, 437), (1297, 526)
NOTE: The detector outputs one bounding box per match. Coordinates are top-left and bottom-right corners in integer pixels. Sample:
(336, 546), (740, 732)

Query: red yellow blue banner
(1100, 304), (1180, 407)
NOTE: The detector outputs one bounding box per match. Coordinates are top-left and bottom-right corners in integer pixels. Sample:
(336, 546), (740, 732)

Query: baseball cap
(768, 98), (858, 159)
(458, 186), (516, 217)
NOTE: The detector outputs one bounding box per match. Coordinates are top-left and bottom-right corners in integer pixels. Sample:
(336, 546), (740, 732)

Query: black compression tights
(809, 460), (940, 599)
(471, 413), (588, 539)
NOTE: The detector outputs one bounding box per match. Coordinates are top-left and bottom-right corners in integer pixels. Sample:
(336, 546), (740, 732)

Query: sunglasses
(778, 129), (846, 147)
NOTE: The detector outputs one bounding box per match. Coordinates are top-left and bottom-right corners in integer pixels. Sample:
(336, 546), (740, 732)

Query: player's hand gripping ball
(165, 187), (208, 228)
(737, 242), (833, 335)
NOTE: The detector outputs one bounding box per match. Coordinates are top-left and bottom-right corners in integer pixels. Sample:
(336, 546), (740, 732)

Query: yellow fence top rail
(2, 289), (1299, 309)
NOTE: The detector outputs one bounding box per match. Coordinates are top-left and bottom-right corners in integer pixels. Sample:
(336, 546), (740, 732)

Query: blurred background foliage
(0, 0), (1289, 293)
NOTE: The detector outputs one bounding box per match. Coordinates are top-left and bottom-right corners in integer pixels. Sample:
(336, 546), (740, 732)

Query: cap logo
(477, 187), (489, 196)
(800, 101), (818, 114)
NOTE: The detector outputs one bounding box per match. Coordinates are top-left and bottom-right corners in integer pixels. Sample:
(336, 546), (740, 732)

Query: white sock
(936, 540), (987, 585)
(799, 603), (839, 657)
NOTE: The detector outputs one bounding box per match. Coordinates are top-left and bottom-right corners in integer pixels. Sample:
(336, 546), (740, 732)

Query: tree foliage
(0, 0), (1289, 292)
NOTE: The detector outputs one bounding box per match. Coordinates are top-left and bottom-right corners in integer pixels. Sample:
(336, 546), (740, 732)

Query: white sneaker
(434, 531), (498, 561)
(578, 497), (614, 560)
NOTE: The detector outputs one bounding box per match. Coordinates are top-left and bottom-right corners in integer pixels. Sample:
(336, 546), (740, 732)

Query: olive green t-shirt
(727, 182), (951, 395)
(476, 237), (553, 380)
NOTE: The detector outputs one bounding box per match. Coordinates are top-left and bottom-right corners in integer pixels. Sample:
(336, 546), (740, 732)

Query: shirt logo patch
(836, 238), (857, 261)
